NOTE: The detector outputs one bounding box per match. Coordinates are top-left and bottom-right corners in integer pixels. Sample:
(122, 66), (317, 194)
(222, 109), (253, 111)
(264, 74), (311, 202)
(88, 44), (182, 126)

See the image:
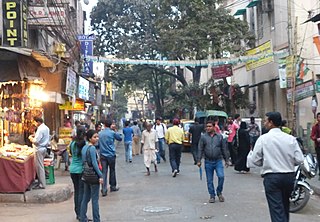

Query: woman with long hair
(69, 126), (86, 220)
(80, 130), (103, 222)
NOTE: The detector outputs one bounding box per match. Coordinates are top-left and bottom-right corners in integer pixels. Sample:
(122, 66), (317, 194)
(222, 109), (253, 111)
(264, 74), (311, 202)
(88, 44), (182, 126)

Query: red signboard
(211, 65), (233, 79)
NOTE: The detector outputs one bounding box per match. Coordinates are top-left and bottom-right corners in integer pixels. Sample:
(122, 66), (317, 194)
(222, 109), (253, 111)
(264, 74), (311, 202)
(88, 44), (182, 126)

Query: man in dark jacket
(189, 118), (204, 165)
(197, 120), (230, 203)
(310, 112), (320, 180)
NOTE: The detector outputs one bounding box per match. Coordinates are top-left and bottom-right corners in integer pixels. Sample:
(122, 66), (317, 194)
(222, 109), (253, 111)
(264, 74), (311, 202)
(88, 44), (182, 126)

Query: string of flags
(82, 49), (289, 67)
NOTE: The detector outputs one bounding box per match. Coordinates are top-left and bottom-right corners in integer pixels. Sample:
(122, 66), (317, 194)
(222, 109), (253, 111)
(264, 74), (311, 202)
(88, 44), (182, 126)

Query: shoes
(218, 194), (225, 202)
(177, 170), (180, 175)
(154, 165), (158, 172)
(33, 185), (45, 190)
(209, 197), (215, 203)
(172, 169), (178, 177)
(110, 187), (120, 192)
(101, 190), (107, 197)
(129, 160), (132, 163)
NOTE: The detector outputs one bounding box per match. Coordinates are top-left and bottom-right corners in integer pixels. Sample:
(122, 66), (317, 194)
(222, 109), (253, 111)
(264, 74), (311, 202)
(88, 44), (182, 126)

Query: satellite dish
(83, 0), (89, 5)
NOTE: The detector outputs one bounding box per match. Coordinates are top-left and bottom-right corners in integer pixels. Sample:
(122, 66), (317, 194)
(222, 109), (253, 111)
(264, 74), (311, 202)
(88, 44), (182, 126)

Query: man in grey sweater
(197, 120), (230, 203)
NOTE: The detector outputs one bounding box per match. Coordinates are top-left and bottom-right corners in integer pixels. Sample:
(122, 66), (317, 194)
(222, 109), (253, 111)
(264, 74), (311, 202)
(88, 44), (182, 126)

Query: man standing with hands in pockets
(197, 120), (230, 203)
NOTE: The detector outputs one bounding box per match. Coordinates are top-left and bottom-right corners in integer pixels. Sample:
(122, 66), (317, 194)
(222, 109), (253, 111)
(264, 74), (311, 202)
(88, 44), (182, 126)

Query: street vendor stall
(0, 143), (35, 193)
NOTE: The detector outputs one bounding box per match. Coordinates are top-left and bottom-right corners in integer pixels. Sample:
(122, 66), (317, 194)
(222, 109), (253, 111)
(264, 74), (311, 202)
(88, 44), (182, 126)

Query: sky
(81, 0), (98, 34)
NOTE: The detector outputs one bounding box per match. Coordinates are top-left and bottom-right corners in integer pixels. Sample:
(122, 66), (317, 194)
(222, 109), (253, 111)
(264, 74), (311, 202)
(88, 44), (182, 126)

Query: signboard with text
(211, 65), (233, 79)
(65, 68), (77, 97)
(2, 0), (28, 47)
(78, 76), (89, 100)
(59, 99), (85, 111)
(287, 80), (315, 102)
(245, 41), (274, 71)
(28, 6), (66, 26)
(79, 35), (94, 75)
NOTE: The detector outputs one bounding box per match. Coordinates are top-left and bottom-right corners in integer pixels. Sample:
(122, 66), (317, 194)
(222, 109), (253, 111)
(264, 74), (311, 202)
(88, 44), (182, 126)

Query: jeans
(71, 173), (84, 219)
(36, 147), (47, 188)
(124, 141), (132, 162)
(263, 173), (295, 222)
(204, 159), (224, 197)
(100, 155), (117, 194)
(169, 143), (182, 172)
(80, 183), (100, 222)
(156, 138), (166, 163)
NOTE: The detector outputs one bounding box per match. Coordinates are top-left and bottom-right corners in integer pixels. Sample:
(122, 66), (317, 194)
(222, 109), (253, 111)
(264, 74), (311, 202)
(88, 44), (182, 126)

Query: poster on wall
(278, 58), (287, 89)
(65, 68), (77, 97)
(78, 76), (89, 100)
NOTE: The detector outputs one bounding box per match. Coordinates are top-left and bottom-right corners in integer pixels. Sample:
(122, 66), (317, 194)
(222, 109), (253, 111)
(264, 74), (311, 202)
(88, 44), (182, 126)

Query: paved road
(1, 143), (320, 222)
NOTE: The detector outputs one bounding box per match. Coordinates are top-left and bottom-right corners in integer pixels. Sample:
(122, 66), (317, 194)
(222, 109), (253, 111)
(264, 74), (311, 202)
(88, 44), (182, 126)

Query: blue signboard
(80, 39), (93, 75)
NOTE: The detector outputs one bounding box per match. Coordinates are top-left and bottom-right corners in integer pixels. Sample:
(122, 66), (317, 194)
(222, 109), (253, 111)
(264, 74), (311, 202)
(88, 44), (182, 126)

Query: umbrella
(302, 13), (320, 24)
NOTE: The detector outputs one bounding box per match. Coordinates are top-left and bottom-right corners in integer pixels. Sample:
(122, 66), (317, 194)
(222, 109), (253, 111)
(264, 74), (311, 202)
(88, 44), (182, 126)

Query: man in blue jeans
(197, 120), (230, 203)
(123, 121), (134, 162)
(154, 117), (167, 163)
(98, 119), (122, 196)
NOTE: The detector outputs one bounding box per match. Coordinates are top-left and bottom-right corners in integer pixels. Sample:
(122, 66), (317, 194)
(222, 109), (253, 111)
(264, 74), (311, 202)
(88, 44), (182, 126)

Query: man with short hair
(123, 121), (134, 163)
(141, 123), (158, 176)
(99, 119), (122, 196)
(197, 121), (230, 203)
(165, 118), (184, 177)
(30, 117), (50, 189)
(248, 117), (260, 148)
(154, 117), (167, 163)
(131, 121), (141, 156)
(248, 112), (304, 222)
(189, 117), (204, 165)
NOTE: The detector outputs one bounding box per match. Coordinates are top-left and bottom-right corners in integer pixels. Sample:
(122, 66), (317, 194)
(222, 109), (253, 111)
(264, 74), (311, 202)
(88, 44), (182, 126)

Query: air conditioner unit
(262, 0), (274, 13)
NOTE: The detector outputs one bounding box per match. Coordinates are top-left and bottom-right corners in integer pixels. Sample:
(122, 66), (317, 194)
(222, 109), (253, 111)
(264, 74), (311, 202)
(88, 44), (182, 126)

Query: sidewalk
(309, 177), (320, 196)
(0, 168), (73, 204)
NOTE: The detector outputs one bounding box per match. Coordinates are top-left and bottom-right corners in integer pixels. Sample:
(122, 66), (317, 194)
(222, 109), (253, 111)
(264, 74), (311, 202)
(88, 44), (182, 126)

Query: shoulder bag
(82, 146), (99, 184)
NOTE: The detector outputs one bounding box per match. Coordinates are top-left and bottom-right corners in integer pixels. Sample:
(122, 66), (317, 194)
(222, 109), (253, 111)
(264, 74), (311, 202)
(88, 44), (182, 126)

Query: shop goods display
(0, 143), (33, 162)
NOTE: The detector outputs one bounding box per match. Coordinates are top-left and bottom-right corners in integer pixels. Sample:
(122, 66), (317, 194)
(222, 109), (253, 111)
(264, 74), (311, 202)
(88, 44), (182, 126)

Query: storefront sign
(77, 34), (95, 41)
(211, 65), (233, 79)
(58, 127), (72, 144)
(78, 76), (89, 100)
(65, 68), (77, 97)
(80, 38), (93, 75)
(287, 80), (315, 102)
(245, 41), (274, 71)
(28, 6), (66, 26)
(2, 0), (28, 47)
(58, 99), (85, 111)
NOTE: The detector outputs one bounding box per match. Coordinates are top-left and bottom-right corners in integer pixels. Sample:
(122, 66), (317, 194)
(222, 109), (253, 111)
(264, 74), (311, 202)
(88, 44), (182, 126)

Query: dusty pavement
(0, 142), (320, 222)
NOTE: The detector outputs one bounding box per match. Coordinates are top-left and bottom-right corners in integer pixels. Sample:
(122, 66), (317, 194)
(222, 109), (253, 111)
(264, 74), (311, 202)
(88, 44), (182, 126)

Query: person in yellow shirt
(165, 118), (184, 177)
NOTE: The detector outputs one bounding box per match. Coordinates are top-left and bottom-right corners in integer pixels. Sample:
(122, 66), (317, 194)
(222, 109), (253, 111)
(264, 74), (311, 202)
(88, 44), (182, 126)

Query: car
(180, 119), (195, 151)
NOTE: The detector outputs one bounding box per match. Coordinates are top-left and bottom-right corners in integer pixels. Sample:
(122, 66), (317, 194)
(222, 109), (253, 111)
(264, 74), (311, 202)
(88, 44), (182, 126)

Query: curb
(0, 184), (73, 204)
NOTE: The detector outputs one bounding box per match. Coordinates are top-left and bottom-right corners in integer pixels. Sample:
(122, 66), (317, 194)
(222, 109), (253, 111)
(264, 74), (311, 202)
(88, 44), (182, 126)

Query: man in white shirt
(248, 112), (304, 222)
(141, 123), (158, 175)
(153, 117), (167, 163)
(30, 117), (50, 189)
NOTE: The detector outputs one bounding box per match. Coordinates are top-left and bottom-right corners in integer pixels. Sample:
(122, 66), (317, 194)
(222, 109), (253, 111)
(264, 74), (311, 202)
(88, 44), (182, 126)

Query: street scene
(0, 144), (320, 222)
(2, 0), (320, 222)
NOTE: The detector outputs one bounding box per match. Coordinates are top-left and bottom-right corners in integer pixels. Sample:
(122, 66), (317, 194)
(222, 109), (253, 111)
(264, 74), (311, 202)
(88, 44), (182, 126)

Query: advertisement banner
(78, 76), (89, 100)
(278, 58), (287, 89)
(59, 99), (85, 111)
(211, 65), (233, 79)
(285, 55), (294, 77)
(2, 0), (28, 47)
(287, 80), (315, 102)
(80, 38), (93, 75)
(65, 68), (77, 97)
(245, 41), (274, 71)
(28, 6), (65, 26)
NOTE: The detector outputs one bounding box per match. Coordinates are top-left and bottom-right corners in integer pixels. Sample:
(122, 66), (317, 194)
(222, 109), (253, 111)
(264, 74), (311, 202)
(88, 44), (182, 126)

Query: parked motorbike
(289, 152), (318, 212)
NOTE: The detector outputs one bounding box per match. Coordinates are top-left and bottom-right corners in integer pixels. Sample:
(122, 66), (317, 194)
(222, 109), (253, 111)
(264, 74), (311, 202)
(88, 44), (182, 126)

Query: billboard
(211, 65), (233, 79)
(2, 0), (28, 47)
(245, 41), (274, 71)
(28, 6), (66, 26)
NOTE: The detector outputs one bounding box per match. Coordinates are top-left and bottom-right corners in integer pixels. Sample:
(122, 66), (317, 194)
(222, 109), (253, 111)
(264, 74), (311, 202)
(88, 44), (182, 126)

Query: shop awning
(0, 47), (55, 68)
(31, 52), (55, 68)
(234, 9), (246, 16)
(246, 0), (261, 8)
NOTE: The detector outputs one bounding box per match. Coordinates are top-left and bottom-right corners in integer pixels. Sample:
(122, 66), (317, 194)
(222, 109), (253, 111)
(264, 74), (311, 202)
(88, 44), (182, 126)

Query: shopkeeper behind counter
(29, 117), (50, 189)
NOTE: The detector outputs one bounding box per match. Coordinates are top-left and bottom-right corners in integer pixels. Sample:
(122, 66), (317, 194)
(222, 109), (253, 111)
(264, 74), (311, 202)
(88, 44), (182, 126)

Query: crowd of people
(28, 111), (316, 222)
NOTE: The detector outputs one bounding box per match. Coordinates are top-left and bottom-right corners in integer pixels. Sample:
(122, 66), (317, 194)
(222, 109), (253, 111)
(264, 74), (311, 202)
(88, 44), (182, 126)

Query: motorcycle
(289, 152), (318, 212)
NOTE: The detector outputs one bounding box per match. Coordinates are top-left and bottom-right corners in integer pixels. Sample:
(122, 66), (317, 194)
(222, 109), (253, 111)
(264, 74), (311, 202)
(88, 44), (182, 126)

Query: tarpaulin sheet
(0, 155), (36, 193)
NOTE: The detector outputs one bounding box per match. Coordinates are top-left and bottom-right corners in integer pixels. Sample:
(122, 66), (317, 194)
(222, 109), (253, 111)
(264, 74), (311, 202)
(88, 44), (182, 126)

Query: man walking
(30, 117), (50, 189)
(154, 117), (167, 163)
(248, 112), (304, 222)
(247, 117), (260, 148)
(131, 121), (141, 156)
(310, 112), (320, 180)
(123, 121), (134, 163)
(197, 121), (229, 203)
(99, 119), (122, 196)
(165, 118), (184, 177)
(141, 123), (158, 176)
(189, 117), (204, 165)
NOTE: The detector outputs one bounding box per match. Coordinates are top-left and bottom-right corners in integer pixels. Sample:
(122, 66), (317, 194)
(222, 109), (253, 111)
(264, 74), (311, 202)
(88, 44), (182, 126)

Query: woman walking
(80, 130), (103, 222)
(70, 126), (86, 220)
(234, 122), (250, 173)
